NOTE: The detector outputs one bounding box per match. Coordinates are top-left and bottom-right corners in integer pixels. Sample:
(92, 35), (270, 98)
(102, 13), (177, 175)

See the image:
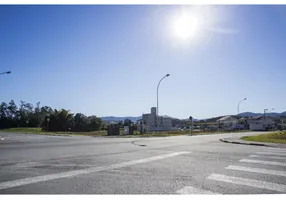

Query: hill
(238, 111), (286, 118)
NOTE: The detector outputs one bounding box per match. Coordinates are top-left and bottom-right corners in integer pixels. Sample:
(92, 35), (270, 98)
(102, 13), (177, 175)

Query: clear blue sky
(1, 5), (286, 119)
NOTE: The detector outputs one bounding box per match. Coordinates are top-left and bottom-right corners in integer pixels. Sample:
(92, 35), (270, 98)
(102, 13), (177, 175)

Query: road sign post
(189, 116), (193, 136)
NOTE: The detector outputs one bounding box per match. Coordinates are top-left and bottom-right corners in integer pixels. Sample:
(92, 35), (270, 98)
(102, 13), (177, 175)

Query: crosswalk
(177, 147), (286, 194)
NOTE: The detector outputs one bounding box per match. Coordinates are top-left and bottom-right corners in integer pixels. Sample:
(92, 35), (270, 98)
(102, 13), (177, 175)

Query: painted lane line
(261, 148), (286, 153)
(226, 165), (286, 177)
(239, 159), (286, 167)
(249, 155), (286, 160)
(176, 186), (220, 194)
(0, 151), (190, 191)
(256, 152), (286, 156)
(207, 174), (286, 193)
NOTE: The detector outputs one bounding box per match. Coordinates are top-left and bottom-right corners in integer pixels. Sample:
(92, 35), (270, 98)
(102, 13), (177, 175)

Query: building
(217, 116), (239, 126)
(136, 107), (173, 133)
(247, 116), (276, 131)
(157, 116), (172, 130)
(216, 116), (244, 130)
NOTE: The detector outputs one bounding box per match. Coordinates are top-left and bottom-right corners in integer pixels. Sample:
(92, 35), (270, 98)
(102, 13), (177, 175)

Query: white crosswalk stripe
(249, 155), (286, 160)
(239, 159), (286, 166)
(261, 148), (286, 153)
(179, 148), (286, 194)
(226, 165), (286, 177)
(207, 174), (286, 193)
(176, 186), (220, 194)
(256, 152), (286, 156)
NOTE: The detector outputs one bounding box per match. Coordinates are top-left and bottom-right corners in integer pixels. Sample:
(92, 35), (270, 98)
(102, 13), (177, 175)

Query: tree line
(0, 100), (104, 132)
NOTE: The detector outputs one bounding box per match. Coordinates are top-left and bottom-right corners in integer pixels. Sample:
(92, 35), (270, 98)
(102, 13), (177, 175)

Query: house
(217, 116), (239, 126)
(247, 116), (276, 131)
(216, 115), (244, 130)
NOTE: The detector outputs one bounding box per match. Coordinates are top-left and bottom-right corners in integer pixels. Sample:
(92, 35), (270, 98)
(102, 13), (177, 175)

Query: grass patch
(241, 131), (286, 144)
(0, 127), (107, 137)
(0, 127), (44, 133)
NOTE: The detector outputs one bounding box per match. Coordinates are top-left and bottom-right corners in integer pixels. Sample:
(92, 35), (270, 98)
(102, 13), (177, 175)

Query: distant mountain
(101, 115), (191, 123)
(280, 111), (286, 117)
(101, 111), (286, 123)
(238, 111), (286, 118)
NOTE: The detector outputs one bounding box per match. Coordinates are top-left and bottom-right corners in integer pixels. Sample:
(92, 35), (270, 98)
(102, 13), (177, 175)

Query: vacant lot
(241, 131), (286, 144)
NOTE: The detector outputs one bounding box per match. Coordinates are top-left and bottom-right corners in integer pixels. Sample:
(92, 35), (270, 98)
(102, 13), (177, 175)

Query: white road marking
(239, 159), (286, 166)
(15, 162), (43, 168)
(176, 186), (220, 194)
(249, 155), (286, 160)
(207, 174), (286, 193)
(256, 152), (286, 156)
(261, 148), (286, 153)
(15, 162), (91, 168)
(226, 165), (286, 177)
(0, 151), (190, 190)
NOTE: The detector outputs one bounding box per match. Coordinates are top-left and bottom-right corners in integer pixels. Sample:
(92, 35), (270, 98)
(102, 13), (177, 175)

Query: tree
(0, 102), (9, 128)
(87, 116), (103, 131)
(118, 120), (123, 128)
(73, 113), (88, 132)
(0, 100), (104, 132)
(123, 119), (132, 126)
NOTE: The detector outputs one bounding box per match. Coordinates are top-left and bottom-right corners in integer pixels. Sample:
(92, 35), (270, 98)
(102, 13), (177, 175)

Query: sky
(1, 5), (286, 119)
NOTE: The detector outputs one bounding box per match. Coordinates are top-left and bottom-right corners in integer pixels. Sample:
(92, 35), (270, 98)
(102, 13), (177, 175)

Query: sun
(172, 13), (202, 40)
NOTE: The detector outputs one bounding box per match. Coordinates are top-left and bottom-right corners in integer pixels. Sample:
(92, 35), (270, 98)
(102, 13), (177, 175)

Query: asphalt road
(1, 131), (286, 194)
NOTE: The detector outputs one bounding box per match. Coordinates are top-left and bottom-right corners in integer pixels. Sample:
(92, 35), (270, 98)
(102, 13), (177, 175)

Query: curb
(219, 138), (272, 147)
(22, 132), (72, 137)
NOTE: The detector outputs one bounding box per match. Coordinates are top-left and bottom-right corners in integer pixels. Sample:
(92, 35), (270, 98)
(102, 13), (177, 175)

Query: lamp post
(0, 71), (11, 76)
(237, 98), (247, 115)
(264, 108), (274, 117)
(156, 73), (170, 128)
(263, 109), (268, 120)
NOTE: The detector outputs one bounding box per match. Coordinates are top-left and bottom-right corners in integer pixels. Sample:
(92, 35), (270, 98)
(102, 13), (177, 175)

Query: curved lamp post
(0, 71), (11, 76)
(264, 108), (274, 119)
(156, 73), (170, 127)
(237, 98), (247, 115)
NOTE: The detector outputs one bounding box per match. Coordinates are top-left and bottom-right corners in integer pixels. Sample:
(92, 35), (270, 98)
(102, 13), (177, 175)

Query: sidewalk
(219, 137), (286, 148)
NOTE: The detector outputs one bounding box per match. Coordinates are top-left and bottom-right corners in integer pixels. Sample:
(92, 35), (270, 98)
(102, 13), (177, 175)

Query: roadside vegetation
(241, 131), (286, 144)
(0, 127), (249, 138)
(0, 100), (134, 134)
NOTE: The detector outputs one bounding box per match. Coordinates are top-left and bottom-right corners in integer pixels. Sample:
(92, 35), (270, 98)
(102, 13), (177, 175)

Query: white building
(247, 116), (276, 131)
(137, 107), (173, 133)
(217, 116), (243, 130)
(217, 116), (239, 126)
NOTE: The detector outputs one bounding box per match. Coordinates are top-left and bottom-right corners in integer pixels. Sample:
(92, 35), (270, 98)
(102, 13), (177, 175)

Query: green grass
(0, 127), (43, 133)
(241, 131), (286, 144)
(0, 127), (107, 137)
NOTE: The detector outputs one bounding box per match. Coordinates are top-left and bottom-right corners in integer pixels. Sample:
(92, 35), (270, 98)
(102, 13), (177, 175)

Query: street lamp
(156, 73), (170, 128)
(237, 98), (247, 115)
(263, 108), (268, 120)
(0, 71), (11, 76)
(264, 108), (274, 117)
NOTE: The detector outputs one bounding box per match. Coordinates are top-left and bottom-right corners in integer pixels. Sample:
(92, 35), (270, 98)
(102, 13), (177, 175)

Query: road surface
(0, 131), (286, 194)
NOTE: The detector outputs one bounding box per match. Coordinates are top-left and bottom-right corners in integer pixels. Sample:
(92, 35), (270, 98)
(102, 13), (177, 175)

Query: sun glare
(172, 13), (202, 40)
